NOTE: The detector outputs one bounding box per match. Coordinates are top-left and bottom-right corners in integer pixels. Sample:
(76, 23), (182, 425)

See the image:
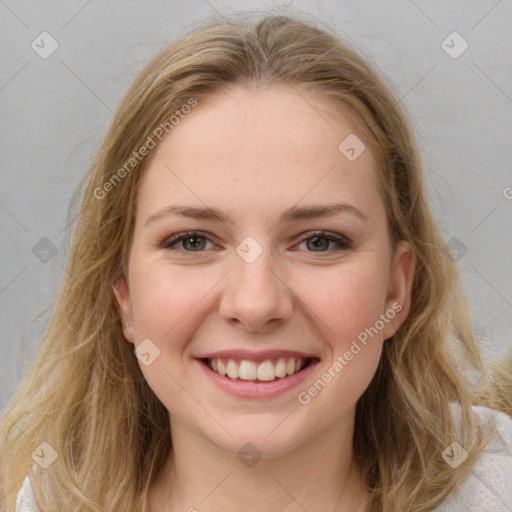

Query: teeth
(275, 359), (287, 378)
(257, 360), (276, 381)
(208, 357), (307, 382)
(226, 359), (238, 379)
(217, 359), (227, 376)
(239, 360), (257, 380)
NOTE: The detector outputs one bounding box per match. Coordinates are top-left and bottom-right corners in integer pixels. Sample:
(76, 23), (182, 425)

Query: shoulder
(15, 471), (41, 512)
(433, 404), (512, 511)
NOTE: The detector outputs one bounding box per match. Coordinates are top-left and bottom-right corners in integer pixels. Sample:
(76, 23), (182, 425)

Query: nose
(219, 244), (294, 333)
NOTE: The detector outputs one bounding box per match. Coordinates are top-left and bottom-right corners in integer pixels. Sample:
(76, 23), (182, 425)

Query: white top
(15, 406), (512, 511)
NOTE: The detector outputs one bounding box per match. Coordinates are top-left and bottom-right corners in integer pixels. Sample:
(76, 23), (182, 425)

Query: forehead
(136, 85), (382, 224)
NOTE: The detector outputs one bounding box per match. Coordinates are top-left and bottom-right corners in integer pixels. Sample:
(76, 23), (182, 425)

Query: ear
(382, 240), (416, 340)
(112, 277), (135, 344)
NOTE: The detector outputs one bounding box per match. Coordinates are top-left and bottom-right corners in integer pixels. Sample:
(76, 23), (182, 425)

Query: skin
(114, 84), (415, 512)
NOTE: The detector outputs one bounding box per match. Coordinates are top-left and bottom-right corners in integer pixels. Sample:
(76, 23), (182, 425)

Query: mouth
(199, 356), (318, 383)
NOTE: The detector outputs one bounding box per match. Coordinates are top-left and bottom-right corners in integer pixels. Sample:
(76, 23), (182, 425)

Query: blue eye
(161, 230), (352, 253)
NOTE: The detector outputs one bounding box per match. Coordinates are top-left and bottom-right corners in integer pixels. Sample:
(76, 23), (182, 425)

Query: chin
(201, 413), (321, 460)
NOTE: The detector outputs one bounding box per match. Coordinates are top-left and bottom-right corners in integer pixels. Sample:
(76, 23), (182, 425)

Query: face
(114, 85), (415, 457)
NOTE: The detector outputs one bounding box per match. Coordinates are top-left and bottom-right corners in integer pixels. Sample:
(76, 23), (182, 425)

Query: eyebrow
(145, 202), (367, 228)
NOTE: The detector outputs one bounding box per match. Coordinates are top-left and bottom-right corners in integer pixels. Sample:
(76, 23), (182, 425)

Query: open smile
(204, 356), (313, 382)
(195, 352), (320, 398)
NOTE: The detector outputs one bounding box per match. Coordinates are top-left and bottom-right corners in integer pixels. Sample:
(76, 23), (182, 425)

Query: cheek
(293, 263), (387, 417)
(130, 260), (216, 339)
(128, 263), (217, 408)
(299, 259), (389, 350)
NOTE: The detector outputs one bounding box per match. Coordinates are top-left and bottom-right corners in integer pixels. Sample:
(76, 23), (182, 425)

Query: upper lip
(195, 349), (319, 362)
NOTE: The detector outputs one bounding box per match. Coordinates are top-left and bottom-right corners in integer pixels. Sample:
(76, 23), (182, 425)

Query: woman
(2, 13), (511, 512)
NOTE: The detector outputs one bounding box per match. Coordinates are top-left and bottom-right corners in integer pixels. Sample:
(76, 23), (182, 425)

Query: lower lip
(196, 359), (319, 398)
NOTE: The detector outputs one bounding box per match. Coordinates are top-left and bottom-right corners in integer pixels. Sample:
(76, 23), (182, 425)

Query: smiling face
(114, 84), (414, 457)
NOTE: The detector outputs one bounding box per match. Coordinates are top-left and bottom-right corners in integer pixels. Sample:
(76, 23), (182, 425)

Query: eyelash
(161, 230), (352, 254)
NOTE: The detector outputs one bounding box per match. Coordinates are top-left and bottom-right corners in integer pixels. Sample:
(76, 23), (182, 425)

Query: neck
(148, 410), (369, 512)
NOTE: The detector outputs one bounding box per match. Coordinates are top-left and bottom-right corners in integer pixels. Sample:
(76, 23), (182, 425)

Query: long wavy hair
(1, 12), (509, 512)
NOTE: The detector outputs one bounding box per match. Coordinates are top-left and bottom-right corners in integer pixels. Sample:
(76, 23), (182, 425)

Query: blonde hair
(1, 12), (510, 512)
(478, 353), (512, 417)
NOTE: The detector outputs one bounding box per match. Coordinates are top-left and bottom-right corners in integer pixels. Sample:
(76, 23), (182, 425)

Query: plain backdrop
(1, 0), (511, 411)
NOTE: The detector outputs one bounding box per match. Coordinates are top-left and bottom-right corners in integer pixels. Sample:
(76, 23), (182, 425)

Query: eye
(161, 231), (214, 252)
(161, 230), (351, 254)
(295, 231), (352, 252)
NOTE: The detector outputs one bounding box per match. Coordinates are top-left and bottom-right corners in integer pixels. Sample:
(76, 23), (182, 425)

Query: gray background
(1, 0), (511, 411)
